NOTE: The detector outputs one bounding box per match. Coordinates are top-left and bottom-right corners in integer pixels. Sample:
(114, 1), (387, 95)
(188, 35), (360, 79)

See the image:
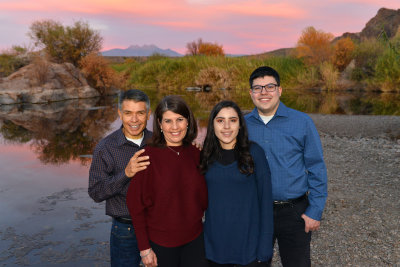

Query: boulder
(0, 61), (100, 104)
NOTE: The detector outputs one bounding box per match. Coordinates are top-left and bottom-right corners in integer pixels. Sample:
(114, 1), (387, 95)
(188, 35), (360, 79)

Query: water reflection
(0, 90), (399, 166)
(0, 97), (118, 165)
(279, 90), (400, 115)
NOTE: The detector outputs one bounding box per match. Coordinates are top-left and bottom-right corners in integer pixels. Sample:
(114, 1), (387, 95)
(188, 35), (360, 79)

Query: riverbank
(271, 114), (400, 266)
(0, 114), (399, 266)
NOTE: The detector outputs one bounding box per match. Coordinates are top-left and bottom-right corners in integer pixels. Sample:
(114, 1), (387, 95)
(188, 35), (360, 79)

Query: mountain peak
(102, 44), (182, 57)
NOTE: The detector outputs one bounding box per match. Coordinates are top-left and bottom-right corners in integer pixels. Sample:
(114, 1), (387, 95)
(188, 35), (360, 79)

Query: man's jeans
(110, 218), (141, 267)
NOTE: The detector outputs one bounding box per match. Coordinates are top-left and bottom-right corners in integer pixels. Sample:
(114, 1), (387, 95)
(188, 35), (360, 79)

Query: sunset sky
(0, 0), (398, 55)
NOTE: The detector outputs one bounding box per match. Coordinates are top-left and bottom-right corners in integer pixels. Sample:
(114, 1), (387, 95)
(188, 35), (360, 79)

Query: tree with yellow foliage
(332, 37), (355, 71)
(296, 27), (334, 66)
(186, 38), (224, 56)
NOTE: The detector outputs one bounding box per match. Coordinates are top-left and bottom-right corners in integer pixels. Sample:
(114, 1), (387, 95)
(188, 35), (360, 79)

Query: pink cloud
(221, 1), (307, 19)
(332, 0), (399, 6)
(1, 0), (398, 55)
(151, 21), (206, 30)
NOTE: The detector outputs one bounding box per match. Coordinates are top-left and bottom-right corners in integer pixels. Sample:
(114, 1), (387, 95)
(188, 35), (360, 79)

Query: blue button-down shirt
(245, 102), (327, 220)
(88, 127), (152, 218)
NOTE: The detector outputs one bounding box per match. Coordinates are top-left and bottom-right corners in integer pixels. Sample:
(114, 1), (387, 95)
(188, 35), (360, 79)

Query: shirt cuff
(304, 206), (323, 221)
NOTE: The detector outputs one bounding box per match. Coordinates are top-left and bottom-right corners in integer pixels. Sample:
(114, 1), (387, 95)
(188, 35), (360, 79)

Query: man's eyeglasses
(251, 83), (278, 94)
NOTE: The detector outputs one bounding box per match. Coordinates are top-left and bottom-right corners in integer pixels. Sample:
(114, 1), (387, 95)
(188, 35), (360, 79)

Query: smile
(221, 132), (232, 137)
(169, 131), (183, 136)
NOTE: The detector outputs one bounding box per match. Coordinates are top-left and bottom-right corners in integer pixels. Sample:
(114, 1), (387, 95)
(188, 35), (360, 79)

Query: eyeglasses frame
(251, 83), (279, 94)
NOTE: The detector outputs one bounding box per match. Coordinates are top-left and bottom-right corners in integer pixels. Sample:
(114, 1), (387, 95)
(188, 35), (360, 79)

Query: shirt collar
(249, 101), (289, 121)
(275, 101), (289, 118)
(116, 127), (151, 147)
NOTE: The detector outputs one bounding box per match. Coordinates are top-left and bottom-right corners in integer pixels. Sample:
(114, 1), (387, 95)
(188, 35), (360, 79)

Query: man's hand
(125, 149), (150, 178)
(301, 214), (320, 233)
(192, 141), (203, 150)
(140, 248), (157, 267)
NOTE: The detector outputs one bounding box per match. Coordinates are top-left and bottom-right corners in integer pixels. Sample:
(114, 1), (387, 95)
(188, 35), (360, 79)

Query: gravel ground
(269, 114), (400, 267)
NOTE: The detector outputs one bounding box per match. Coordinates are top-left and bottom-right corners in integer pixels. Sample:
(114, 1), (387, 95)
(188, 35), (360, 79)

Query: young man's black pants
(271, 196), (312, 267)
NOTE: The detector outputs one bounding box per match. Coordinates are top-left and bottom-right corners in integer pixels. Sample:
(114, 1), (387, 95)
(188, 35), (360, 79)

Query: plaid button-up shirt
(88, 127), (152, 218)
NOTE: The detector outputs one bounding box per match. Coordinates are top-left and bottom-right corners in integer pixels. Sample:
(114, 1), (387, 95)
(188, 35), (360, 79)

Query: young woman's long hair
(150, 95), (197, 147)
(199, 100), (254, 175)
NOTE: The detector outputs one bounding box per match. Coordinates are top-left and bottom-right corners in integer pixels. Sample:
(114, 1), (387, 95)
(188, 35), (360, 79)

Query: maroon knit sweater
(126, 144), (208, 251)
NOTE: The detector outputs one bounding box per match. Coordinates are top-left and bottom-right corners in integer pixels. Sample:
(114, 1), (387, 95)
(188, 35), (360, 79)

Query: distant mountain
(102, 44), (182, 57)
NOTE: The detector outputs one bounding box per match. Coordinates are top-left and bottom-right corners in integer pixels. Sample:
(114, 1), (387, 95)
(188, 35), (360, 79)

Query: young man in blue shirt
(89, 89), (152, 267)
(245, 66), (328, 267)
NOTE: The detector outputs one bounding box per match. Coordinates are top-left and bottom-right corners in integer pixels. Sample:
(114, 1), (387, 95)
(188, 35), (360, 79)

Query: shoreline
(0, 114), (399, 266)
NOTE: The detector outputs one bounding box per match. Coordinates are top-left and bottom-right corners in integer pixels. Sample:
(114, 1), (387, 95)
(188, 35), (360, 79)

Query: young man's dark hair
(249, 66), (281, 87)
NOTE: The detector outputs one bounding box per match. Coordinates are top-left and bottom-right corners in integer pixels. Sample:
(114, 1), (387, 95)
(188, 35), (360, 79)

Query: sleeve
(253, 145), (274, 262)
(126, 162), (152, 251)
(303, 118), (328, 221)
(88, 143), (130, 202)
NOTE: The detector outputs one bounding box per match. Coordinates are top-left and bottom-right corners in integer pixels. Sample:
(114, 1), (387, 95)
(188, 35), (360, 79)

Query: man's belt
(273, 193), (308, 206)
(114, 216), (133, 224)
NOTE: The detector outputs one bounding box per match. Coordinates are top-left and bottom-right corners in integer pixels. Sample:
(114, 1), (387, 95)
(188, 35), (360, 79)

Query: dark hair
(249, 66), (280, 87)
(150, 95), (197, 147)
(199, 100), (254, 175)
(118, 89), (150, 111)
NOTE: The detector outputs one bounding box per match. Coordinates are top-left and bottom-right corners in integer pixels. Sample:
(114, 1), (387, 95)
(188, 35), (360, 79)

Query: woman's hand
(140, 248), (158, 267)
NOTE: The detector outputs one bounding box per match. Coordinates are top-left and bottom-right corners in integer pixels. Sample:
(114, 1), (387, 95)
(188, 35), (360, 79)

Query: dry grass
(80, 53), (127, 95)
(296, 66), (321, 88)
(30, 56), (49, 86)
(319, 62), (339, 90)
(194, 67), (231, 108)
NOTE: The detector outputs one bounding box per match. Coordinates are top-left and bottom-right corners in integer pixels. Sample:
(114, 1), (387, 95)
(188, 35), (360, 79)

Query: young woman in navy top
(200, 100), (273, 267)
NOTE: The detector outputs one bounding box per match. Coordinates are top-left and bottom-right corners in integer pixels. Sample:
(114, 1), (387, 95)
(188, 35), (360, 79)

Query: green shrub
(374, 49), (400, 92)
(351, 39), (385, 81)
(0, 46), (30, 77)
(28, 20), (103, 66)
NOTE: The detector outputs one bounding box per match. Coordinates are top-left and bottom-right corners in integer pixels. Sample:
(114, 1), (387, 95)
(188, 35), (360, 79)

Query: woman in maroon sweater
(126, 95), (208, 267)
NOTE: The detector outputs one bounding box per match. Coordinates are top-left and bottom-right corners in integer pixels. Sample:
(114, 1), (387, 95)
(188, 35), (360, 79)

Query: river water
(0, 90), (399, 266)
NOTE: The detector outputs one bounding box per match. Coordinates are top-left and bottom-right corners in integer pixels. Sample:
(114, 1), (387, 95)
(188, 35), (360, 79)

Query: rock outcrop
(360, 8), (400, 39)
(0, 61), (100, 104)
(334, 8), (400, 42)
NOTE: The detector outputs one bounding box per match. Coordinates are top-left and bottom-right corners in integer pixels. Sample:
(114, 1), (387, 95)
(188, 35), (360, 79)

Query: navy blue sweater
(203, 143), (273, 264)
